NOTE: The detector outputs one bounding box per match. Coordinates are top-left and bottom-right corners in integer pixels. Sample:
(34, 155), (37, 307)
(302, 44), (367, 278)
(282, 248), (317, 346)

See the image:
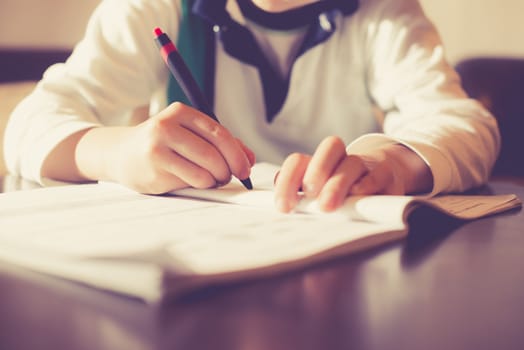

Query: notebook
(0, 163), (520, 302)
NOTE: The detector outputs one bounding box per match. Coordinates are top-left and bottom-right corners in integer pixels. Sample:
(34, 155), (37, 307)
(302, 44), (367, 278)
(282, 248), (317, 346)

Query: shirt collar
(192, 0), (359, 30)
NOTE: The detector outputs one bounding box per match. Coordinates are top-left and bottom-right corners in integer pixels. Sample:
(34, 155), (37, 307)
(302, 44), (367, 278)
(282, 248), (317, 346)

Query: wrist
(75, 126), (130, 183)
(383, 144), (433, 194)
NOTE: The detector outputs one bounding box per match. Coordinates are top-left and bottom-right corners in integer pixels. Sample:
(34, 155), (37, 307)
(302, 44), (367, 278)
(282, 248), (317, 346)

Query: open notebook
(0, 163), (520, 302)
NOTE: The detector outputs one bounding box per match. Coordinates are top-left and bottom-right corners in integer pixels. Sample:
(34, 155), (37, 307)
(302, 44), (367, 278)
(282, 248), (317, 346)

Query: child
(4, 0), (500, 213)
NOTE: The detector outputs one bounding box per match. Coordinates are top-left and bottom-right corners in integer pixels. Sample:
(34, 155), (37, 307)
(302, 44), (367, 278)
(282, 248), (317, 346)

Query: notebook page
(0, 182), (407, 271)
(0, 178), (407, 300)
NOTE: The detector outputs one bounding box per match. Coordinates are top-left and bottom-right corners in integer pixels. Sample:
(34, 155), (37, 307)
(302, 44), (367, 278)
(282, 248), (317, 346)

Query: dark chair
(0, 49), (71, 83)
(455, 57), (524, 177)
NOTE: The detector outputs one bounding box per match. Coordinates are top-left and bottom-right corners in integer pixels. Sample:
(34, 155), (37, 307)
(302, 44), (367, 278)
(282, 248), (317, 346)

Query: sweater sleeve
(347, 0), (500, 195)
(3, 0), (181, 184)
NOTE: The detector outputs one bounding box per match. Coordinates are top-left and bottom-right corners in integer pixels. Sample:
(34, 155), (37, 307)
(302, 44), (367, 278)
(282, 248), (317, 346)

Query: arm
(274, 0), (499, 212)
(43, 102), (253, 194)
(4, 0), (170, 184)
(360, 0), (500, 193)
(4, 0), (253, 192)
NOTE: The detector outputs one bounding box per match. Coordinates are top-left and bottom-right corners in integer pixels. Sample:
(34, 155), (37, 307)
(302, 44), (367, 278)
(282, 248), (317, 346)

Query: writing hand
(78, 102), (254, 194)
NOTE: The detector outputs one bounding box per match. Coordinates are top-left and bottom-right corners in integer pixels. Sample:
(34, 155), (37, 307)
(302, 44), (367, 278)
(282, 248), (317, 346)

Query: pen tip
(241, 178), (253, 190)
(154, 27), (163, 37)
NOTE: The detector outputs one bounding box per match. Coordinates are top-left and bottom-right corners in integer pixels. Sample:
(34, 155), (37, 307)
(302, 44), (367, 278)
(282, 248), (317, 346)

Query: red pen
(153, 27), (253, 190)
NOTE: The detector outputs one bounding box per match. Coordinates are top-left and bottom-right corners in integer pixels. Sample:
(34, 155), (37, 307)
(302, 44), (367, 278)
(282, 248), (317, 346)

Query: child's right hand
(75, 102), (254, 194)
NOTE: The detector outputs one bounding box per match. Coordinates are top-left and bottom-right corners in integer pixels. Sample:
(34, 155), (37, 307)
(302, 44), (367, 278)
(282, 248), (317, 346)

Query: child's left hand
(273, 136), (433, 213)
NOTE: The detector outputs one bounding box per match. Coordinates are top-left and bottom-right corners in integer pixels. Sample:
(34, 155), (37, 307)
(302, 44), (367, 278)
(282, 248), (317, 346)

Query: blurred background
(0, 0), (523, 65)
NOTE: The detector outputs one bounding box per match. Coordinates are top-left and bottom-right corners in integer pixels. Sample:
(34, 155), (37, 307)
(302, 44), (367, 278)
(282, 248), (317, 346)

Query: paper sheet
(0, 163), (520, 301)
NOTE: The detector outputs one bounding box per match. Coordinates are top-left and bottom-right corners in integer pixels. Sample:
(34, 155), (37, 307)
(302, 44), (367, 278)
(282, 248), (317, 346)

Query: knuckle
(346, 154), (365, 167)
(150, 102), (186, 135)
(286, 152), (308, 165)
(209, 123), (231, 142)
(321, 135), (345, 150)
(148, 116), (170, 141)
(146, 143), (164, 161)
(166, 101), (185, 115)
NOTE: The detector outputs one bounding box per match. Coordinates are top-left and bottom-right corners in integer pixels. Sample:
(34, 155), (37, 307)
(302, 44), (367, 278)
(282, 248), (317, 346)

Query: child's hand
(79, 102), (255, 194)
(273, 136), (432, 213)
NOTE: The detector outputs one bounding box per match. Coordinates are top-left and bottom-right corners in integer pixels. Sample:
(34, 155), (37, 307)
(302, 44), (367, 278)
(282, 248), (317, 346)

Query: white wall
(0, 0), (100, 49)
(419, 0), (524, 64)
(0, 0), (523, 64)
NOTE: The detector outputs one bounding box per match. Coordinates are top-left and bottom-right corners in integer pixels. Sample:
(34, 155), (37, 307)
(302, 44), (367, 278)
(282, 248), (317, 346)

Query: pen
(153, 27), (252, 190)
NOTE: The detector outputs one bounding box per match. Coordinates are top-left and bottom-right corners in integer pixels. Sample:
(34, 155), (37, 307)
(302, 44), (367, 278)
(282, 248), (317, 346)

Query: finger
(318, 155), (368, 211)
(159, 121), (232, 185)
(154, 146), (217, 189)
(152, 103), (232, 184)
(128, 144), (203, 194)
(235, 138), (256, 166)
(350, 161), (397, 195)
(273, 170), (300, 190)
(274, 153), (311, 213)
(130, 169), (189, 195)
(302, 136), (347, 198)
(175, 105), (252, 182)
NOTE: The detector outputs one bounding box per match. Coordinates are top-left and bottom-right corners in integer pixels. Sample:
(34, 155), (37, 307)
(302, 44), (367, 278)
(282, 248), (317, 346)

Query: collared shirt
(4, 0), (500, 195)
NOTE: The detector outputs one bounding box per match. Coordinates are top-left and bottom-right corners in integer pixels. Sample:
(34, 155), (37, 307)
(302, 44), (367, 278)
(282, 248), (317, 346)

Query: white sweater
(4, 0), (500, 195)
